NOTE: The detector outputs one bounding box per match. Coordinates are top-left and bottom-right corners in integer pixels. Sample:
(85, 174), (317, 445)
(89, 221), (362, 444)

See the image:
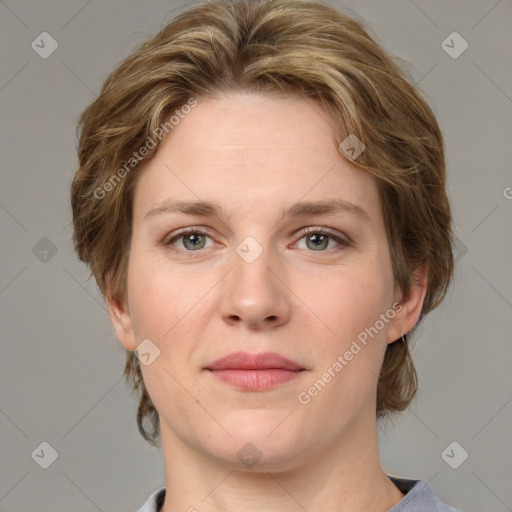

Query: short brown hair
(71, 0), (454, 446)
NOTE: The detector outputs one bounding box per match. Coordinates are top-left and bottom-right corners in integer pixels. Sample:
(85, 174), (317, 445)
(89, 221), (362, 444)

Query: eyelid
(163, 226), (216, 246)
(295, 226), (351, 243)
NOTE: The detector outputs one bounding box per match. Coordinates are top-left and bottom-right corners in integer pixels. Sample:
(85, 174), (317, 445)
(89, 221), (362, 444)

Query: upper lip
(205, 351), (305, 371)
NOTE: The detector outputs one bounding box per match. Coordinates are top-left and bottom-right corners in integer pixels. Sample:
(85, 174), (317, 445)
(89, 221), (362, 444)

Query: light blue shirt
(136, 476), (463, 511)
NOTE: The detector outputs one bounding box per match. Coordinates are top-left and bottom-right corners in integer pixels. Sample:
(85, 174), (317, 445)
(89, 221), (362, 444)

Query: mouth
(204, 351), (306, 391)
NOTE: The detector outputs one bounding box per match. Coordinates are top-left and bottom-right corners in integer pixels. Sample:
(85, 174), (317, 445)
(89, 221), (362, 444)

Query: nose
(218, 240), (292, 331)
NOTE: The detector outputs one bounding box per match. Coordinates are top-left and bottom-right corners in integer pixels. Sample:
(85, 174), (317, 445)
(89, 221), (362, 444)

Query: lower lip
(206, 369), (304, 391)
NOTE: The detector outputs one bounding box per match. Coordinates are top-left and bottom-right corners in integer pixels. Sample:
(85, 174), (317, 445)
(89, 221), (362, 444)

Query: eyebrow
(143, 198), (370, 223)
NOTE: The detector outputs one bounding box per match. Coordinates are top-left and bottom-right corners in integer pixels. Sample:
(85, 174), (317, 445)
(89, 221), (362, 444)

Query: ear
(387, 263), (428, 344)
(105, 281), (138, 352)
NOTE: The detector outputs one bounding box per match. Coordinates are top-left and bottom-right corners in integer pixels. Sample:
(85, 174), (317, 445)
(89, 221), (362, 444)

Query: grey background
(0, 0), (511, 511)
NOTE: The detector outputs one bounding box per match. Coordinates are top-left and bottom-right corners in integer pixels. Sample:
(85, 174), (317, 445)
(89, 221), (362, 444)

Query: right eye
(165, 229), (216, 251)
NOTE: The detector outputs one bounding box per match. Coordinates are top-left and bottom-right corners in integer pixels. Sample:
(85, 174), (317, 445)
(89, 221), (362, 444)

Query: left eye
(294, 228), (348, 251)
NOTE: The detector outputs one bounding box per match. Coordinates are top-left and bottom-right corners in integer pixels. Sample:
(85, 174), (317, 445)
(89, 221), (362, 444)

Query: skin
(108, 92), (427, 512)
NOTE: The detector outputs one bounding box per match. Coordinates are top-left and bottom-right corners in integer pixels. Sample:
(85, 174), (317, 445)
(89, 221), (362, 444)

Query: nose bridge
(231, 233), (279, 299)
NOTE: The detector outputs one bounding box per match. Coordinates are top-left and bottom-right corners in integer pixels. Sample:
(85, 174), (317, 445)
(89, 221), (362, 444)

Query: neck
(159, 412), (404, 512)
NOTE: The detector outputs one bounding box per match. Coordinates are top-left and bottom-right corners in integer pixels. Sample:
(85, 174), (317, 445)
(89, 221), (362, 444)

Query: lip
(204, 351), (306, 391)
(205, 351), (305, 371)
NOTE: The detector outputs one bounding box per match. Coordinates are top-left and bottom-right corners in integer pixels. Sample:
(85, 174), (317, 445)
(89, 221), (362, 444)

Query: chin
(209, 443), (306, 474)
(199, 418), (308, 472)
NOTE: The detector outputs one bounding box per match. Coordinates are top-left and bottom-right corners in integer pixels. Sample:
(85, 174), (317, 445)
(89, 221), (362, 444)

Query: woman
(71, 0), (461, 510)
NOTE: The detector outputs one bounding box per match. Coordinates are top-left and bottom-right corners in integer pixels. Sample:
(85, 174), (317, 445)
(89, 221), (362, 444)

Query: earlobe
(387, 263), (428, 343)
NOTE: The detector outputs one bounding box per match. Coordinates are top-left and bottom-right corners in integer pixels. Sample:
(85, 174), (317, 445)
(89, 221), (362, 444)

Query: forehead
(132, 92), (380, 222)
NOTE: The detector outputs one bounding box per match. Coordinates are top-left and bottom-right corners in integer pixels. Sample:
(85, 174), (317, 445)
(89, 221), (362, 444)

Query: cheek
(124, 250), (224, 381)
(305, 263), (393, 340)
(125, 251), (184, 341)
(298, 260), (393, 399)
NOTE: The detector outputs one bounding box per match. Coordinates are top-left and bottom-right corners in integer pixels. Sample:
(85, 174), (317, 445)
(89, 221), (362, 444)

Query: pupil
(186, 234), (203, 249)
(309, 234), (327, 250)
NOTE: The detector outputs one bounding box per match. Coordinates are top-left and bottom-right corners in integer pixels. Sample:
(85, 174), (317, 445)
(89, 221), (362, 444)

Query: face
(110, 92), (424, 471)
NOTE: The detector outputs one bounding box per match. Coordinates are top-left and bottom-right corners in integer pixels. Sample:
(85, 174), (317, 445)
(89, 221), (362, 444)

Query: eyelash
(163, 226), (352, 254)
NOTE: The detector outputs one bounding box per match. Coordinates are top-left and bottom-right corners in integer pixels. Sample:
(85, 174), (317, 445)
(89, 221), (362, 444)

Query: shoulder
(137, 487), (166, 512)
(137, 480), (464, 512)
(388, 476), (464, 511)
